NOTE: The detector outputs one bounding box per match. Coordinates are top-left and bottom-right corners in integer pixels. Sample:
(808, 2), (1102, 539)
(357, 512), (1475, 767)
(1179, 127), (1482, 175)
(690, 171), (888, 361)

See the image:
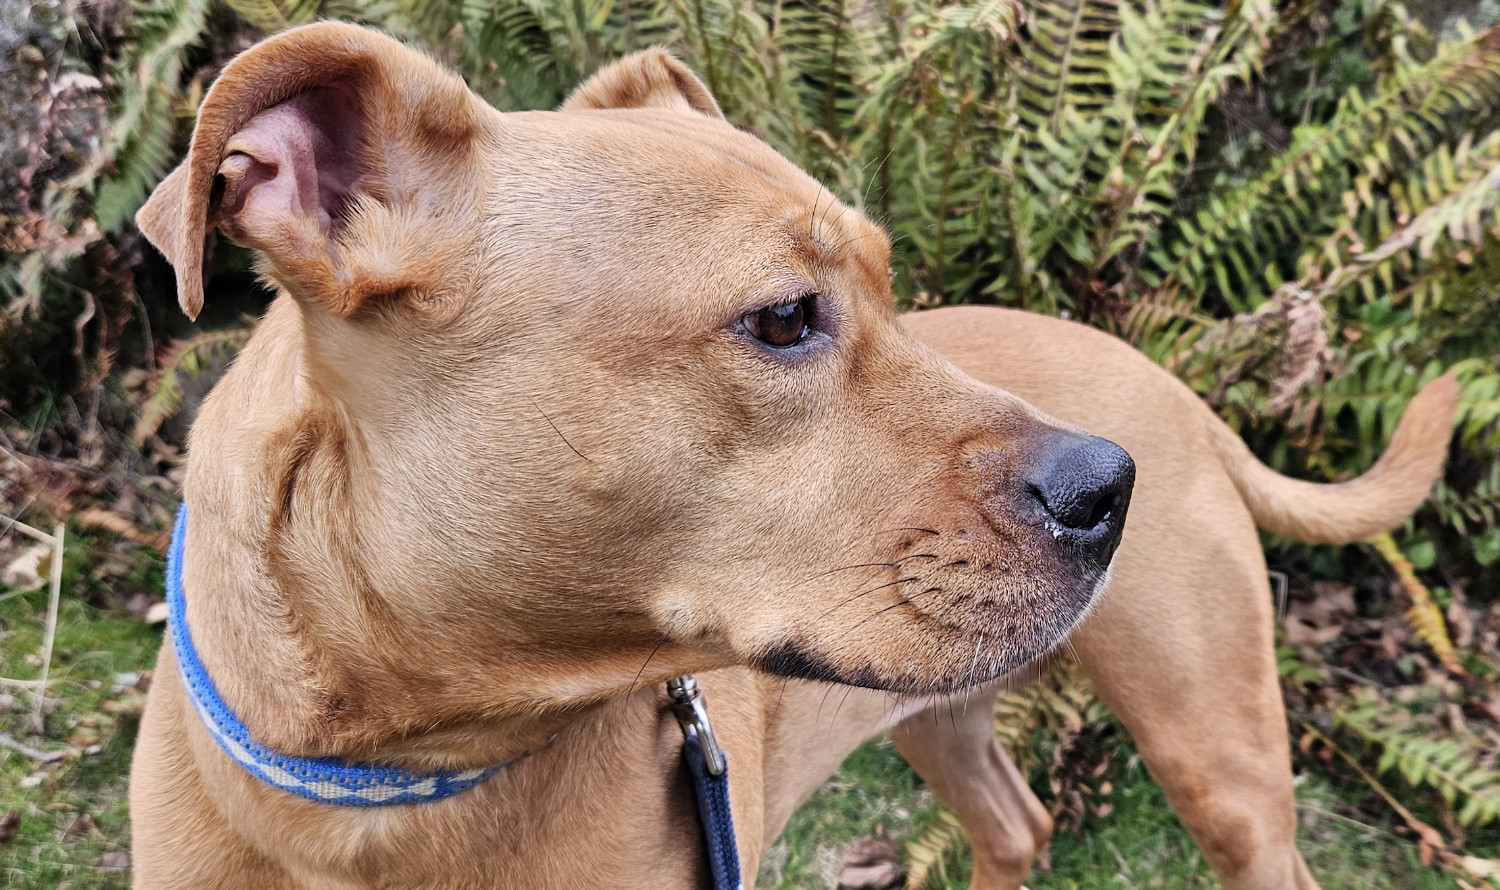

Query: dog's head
(141, 23), (1132, 708)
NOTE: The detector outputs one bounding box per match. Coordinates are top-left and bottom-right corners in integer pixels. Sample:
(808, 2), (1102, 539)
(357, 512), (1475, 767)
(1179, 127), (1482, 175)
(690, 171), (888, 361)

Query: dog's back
(896, 303), (1454, 889)
(907, 304), (1456, 545)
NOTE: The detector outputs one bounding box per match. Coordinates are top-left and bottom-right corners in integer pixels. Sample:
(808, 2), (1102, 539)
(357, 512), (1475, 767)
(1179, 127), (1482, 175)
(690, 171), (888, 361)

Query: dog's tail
(1203, 371), (1459, 544)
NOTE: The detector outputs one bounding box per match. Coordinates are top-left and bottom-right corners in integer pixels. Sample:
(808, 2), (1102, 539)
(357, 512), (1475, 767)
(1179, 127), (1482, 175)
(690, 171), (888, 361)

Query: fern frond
(902, 808), (965, 890)
(1368, 532), (1466, 675)
(222, 0), (323, 33)
(93, 75), (183, 231)
(858, 0), (1023, 300)
(1017, 0), (1122, 136)
(134, 327), (256, 446)
(1451, 362), (1500, 453)
(1088, 0), (1271, 292)
(1144, 23), (1500, 314)
(79, 0), (213, 230)
(1304, 132), (1500, 316)
(652, 0), (798, 156)
(383, 0), (576, 109)
(1295, 715), (1453, 854)
(778, 0), (869, 145)
(1442, 466), (1500, 532)
(1334, 691), (1500, 829)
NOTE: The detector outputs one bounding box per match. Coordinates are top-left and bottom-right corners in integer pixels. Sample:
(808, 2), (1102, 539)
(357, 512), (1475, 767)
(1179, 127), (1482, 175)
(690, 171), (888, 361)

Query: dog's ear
(137, 22), (483, 321)
(561, 49), (723, 119)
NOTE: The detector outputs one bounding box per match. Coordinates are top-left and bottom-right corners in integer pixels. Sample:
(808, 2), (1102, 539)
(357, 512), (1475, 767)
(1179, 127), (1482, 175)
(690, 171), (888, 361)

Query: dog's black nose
(1027, 435), (1134, 559)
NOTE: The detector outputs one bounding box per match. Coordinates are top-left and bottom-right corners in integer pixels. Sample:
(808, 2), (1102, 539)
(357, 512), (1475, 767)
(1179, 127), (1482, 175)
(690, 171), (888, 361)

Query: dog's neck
(177, 301), (552, 768)
(175, 299), (701, 771)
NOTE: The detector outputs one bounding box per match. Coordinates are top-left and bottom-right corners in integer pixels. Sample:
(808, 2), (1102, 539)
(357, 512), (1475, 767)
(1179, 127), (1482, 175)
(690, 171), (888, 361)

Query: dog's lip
(759, 565), (1111, 695)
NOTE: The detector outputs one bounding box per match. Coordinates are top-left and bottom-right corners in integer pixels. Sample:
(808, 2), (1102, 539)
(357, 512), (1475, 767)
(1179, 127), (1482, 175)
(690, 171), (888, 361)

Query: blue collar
(167, 505), (506, 806)
(169, 503), (741, 884)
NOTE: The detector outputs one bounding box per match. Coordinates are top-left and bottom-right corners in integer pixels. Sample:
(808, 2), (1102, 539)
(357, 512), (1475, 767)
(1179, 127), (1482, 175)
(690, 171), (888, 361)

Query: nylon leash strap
(668, 675), (743, 890)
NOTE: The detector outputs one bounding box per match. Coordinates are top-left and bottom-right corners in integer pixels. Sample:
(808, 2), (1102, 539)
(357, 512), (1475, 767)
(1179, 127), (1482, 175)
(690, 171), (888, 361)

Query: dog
(128, 22), (1456, 890)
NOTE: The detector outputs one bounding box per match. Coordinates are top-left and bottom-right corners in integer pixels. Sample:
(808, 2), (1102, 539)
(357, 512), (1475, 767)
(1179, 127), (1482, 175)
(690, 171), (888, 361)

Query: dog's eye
(746, 296), (814, 349)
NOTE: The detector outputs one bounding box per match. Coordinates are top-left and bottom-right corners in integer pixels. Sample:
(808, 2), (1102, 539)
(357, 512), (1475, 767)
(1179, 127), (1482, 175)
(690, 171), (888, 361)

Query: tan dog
(129, 22), (1455, 890)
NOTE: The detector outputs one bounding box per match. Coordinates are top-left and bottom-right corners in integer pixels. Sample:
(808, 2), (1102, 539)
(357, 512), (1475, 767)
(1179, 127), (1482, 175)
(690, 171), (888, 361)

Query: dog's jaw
(755, 551), (1119, 696)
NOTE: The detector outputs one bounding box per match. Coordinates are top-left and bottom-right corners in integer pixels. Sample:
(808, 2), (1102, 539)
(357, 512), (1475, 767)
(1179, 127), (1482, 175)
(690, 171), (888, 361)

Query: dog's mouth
(753, 433), (1132, 696)
(755, 561), (1114, 695)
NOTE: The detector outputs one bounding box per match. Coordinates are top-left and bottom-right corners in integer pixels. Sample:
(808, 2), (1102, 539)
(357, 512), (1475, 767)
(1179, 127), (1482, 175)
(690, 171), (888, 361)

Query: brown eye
(746, 296), (813, 348)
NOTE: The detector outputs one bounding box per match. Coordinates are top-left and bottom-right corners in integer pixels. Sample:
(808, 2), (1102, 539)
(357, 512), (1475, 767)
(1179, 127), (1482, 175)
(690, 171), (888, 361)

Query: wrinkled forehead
(479, 108), (890, 309)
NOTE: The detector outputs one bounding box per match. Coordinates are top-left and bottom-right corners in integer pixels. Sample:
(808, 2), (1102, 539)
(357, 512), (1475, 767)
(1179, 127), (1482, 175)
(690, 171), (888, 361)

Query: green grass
(1, 589), (1488, 889)
(768, 738), (1481, 889)
(1, 590), (158, 890)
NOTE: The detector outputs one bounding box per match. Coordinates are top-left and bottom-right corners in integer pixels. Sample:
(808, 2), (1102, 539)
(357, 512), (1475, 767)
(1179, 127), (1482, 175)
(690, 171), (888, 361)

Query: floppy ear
(136, 22), (483, 321)
(561, 48), (723, 119)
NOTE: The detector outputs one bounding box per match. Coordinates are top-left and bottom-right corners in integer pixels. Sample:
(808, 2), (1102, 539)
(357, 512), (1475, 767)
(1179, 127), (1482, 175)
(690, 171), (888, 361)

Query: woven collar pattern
(167, 505), (505, 806)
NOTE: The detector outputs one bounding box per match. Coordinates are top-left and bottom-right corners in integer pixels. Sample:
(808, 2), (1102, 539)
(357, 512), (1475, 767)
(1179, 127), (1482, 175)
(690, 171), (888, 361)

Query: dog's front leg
(890, 683), (1051, 890)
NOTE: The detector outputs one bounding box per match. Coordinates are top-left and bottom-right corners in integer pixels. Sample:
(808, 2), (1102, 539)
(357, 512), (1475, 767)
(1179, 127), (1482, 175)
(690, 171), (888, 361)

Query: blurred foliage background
(2, 0), (1500, 886)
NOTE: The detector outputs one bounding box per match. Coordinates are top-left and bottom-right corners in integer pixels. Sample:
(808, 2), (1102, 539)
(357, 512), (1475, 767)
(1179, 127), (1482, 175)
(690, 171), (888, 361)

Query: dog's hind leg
(890, 685), (1051, 890)
(1070, 486), (1320, 890)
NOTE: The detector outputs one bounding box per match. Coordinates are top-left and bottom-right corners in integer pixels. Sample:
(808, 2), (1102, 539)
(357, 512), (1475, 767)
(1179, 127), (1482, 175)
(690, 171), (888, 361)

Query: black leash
(668, 675), (743, 890)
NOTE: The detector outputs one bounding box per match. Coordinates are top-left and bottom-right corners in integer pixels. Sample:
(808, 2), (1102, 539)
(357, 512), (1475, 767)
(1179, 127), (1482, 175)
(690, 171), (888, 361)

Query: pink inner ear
(216, 86), (365, 249)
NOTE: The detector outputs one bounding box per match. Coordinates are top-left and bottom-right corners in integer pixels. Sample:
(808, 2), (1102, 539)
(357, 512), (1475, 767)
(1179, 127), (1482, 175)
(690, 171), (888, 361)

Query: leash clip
(667, 674), (726, 777)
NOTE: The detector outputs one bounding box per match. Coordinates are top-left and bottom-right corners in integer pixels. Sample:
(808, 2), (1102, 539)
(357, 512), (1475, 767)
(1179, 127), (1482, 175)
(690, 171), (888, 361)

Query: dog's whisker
(826, 526), (942, 559)
(818, 575), (919, 621)
(814, 680), (839, 725)
(839, 582), (960, 640)
(828, 230), (887, 257)
(839, 585), (947, 640)
(807, 154), (839, 241)
(791, 552), (937, 588)
(830, 684), (856, 728)
(829, 177), (863, 248)
(933, 591), (969, 624)
(860, 146), (897, 215)
(829, 598), (909, 639)
(769, 675), (790, 725)
(816, 163), (846, 234)
(527, 395), (591, 463)
(629, 632), (670, 692)
(820, 525), (940, 566)
(965, 631), (986, 692)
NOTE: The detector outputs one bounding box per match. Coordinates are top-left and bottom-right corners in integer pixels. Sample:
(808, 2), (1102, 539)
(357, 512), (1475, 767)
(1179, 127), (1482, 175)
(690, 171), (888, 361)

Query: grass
(0, 582), (1489, 889)
(1, 588), (156, 890)
(768, 736), (1486, 889)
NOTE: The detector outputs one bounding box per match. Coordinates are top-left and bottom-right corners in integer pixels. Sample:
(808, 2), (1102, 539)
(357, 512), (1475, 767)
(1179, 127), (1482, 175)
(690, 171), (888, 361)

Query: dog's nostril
(1085, 492), (1118, 530)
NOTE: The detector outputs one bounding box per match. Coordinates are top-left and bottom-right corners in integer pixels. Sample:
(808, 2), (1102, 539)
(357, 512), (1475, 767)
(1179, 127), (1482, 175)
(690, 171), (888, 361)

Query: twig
(2, 518), (66, 733)
(1295, 802), (1398, 838)
(1295, 717), (1448, 856)
(0, 587), (40, 606)
(1326, 665), (1385, 688)
(33, 523), (64, 733)
(0, 731), (65, 764)
(1, 515), (53, 544)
